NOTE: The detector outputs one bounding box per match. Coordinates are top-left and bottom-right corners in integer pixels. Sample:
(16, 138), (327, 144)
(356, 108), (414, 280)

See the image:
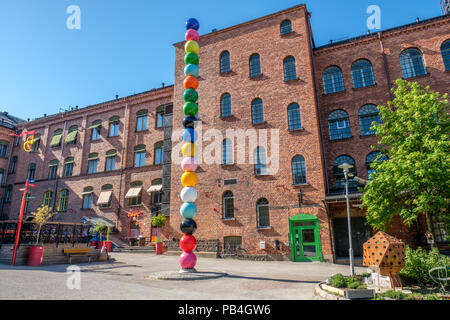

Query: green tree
(31, 205), (58, 245)
(361, 80), (449, 246)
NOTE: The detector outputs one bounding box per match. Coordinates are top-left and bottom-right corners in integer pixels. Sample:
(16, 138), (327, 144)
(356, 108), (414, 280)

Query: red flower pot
(28, 246), (45, 266)
(97, 241), (112, 252)
(155, 242), (163, 255)
(89, 241), (97, 248)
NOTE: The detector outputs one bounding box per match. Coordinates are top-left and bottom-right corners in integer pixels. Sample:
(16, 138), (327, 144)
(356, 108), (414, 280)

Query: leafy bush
(360, 272), (372, 278)
(151, 214), (167, 227)
(379, 290), (443, 300)
(330, 274), (346, 288)
(399, 246), (450, 286)
(381, 290), (412, 300)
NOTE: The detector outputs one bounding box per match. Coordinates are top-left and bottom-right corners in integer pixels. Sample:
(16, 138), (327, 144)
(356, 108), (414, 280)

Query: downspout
(378, 32), (394, 101)
(52, 119), (67, 213)
(322, 199), (336, 263)
(117, 103), (128, 230)
(305, 12), (330, 194)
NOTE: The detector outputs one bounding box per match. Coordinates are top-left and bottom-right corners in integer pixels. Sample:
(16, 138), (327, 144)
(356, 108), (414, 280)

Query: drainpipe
(378, 32), (394, 101)
(322, 200), (336, 263)
(52, 119), (67, 213)
(117, 103), (128, 230)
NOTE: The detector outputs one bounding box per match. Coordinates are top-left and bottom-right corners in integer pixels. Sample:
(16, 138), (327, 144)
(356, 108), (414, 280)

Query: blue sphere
(180, 202), (198, 219)
(186, 18), (200, 31)
(184, 64), (199, 77)
(182, 128), (198, 143)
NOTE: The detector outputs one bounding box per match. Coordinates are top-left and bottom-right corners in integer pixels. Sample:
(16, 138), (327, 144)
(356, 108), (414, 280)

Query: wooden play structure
(363, 231), (406, 288)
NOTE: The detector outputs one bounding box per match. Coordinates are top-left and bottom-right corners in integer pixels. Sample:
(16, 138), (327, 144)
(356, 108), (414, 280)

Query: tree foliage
(31, 205), (57, 245)
(361, 80), (449, 238)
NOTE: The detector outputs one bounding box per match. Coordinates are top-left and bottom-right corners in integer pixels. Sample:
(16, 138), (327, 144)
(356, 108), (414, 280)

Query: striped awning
(125, 187), (142, 199)
(147, 185), (163, 193)
(97, 191), (113, 205)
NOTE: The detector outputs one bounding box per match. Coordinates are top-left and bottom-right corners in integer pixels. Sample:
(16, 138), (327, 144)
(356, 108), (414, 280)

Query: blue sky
(0, 0), (443, 120)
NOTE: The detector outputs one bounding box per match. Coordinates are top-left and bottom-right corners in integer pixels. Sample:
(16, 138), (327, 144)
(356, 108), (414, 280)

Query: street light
(338, 162), (355, 276)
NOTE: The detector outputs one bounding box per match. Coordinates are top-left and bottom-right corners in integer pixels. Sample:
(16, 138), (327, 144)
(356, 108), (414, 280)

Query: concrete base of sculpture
(179, 268), (197, 274)
(147, 270), (227, 281)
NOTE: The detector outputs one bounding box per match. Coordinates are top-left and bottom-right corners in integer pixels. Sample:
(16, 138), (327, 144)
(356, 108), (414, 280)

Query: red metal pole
(11, 180), (29, 266)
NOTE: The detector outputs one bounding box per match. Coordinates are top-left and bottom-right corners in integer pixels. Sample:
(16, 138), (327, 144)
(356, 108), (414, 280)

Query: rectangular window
(82, 194), (93, 209)
(134, 152), (145, 168)
(43, 192), (52, 207)
(5, 186), (12, 203)
(9, 157), (17, 174)
(128, 194), (142, 206)
(0, 144), (8, 158)
(48, 165), (58, 180)
(155, 148), (163, 165)
(91, 127), (101, 141)
(88, 159), (98, 174)
(109, 122), (119, 137)
(64, 163), (73, 177)
(136, 115), (148, 132)
(156, 113), (165, 128)
(105, 156), (116, 171)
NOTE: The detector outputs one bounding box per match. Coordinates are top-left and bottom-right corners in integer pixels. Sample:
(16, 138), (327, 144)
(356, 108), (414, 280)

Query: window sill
(402, 73), (430, 81)
(220, 115), (233, 120)
(80, 208), (93, 211)
(249, 74), (264, 80)
(219, 70), (233, 76)
(128, 204), (143, 208)
(222, 218), (236, 221)
(352, 83), (377, 91)
(280, 31), (294, 37)
(289, 127), (304, 133)
(284, 77), (300, 83)
(257, 227), (272, 230)
(252, 121), (267, 127)
(360, 134), (376, 138)
(329, 136), (354, 142)
(221, 163), (235, 167)
(254, 173), (271, 177)
(322, 89), (346, 96)
(293, 183), (309, 187)
(135, 129), (149, 134)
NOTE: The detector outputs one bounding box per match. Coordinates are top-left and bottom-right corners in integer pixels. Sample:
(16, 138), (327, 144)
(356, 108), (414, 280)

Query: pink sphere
(179, 252), (197, 269)
(181, 157), (198, 172)
(185, 29), (199, 42)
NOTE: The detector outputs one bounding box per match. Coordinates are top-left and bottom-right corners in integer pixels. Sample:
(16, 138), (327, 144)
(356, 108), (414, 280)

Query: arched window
(328, 110), (351, 140)
(58, 189), (69, 212)
(64, 157), (74, 177)
(105, 150), (117, 171)
(0, 140), (9, 158)
(48, 160), (58, 179)
(333, 156), (357, 189)
(127, 181), (143, 206)
(280, 20), (292, 35)
(256, 198), (270, 228)
(32, 134), (40, 152)
(65, 125), (78, 145)
(287, 103), (302, 131)
(220, 51), (231, 73)
(251, 98), (264, 125)
(292, 155), (307, 185)
(323, 66), (345, 94)
(134, 145), (146, 168)
(249, 54), (261, 78)
(441, 40), (450, 71)
(156, 106), (165, 128)
(351, 59), (375, 88)
(82, 187), (93, 209)
(109, 116), (120, 137)
(154, 141), (164, 165)
(43, 190), (53, 207)
(222, 139), (233, 165)
(400, 48), (426, 79)
(136, 110), (148, 132)
(87, 153), (98, 174)
(27, 163), (36, 180)
(283, 56), (297, 81)
(254, 147), (267, 175)
(366, 151), (388, 179)
(89, 120), (102, 141)
(359, 104), (381, 136)
(150, 179), (163, 205)
(221, 93), (232, 118)
(222, 191), (234, 219)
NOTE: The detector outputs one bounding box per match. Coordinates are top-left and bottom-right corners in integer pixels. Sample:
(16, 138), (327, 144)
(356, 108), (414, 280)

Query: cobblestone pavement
(0, 253), (366, 300)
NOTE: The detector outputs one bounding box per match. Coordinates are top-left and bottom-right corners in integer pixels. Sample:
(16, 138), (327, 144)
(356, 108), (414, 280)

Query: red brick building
(2, 4), (449, 262)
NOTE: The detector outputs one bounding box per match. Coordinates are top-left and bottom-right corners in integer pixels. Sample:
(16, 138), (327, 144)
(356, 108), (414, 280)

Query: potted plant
(91, 222), (110, 252)
(28, 205), (57, 266)
(154, 237), (164, 255)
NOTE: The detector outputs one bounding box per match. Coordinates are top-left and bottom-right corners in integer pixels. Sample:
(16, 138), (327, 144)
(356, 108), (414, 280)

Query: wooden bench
(63, 248), (96, 264)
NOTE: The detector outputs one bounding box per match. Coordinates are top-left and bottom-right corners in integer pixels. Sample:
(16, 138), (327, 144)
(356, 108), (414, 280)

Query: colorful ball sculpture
(179, 18), (200, 272)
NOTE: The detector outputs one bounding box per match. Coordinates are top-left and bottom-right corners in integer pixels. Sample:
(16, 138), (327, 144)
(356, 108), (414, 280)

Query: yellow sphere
(181, 172), (198, 187)
(185, 40), (199, 54)
(182, 143), (197, 157)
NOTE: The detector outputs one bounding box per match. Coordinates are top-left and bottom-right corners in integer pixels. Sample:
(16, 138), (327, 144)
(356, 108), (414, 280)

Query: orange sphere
(184, 76), (199, 90)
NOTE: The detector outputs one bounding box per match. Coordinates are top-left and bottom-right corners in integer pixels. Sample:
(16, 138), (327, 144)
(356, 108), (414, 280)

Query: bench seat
(63, 248), (96, 264)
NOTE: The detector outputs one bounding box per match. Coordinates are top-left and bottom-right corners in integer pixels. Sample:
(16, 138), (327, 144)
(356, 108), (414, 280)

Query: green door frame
(289, 214), (323, 262)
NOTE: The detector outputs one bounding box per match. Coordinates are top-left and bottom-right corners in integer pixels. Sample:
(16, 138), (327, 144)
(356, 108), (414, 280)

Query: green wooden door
(290, 214), (323, 262)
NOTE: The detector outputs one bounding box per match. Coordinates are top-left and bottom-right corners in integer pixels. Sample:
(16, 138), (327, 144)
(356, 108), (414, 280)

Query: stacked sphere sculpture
(179, 18), (200, 272)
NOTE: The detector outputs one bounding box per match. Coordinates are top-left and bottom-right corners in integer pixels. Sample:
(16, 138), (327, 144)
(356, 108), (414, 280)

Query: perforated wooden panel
(363, 231), (405, 276)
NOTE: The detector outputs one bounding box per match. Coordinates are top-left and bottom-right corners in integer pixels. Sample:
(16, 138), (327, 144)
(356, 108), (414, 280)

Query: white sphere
(180, 187), (197, 203)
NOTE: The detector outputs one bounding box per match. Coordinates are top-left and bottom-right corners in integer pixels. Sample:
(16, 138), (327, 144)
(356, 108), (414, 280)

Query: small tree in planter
(91, 222), (110, 251)
(151, 215), (166, 255)
(28, 205), (57, 266)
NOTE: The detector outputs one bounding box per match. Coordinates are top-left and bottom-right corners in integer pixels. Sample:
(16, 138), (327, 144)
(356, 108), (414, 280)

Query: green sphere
(185, 52), (199, 65)
(183, 102), (198, 116)
(183, 89), (198, 103)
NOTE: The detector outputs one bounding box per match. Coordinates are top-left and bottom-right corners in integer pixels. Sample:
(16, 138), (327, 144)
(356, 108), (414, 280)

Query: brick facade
(1, 5), (448, 262)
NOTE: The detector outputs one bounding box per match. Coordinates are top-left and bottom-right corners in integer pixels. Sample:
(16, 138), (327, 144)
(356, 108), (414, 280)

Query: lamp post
(338, 163), (355, 276)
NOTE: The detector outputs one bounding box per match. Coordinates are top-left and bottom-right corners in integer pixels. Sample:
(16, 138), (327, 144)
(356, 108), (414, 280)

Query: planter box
(321, 284), (375, 300)
(321, 284), (346, 297)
